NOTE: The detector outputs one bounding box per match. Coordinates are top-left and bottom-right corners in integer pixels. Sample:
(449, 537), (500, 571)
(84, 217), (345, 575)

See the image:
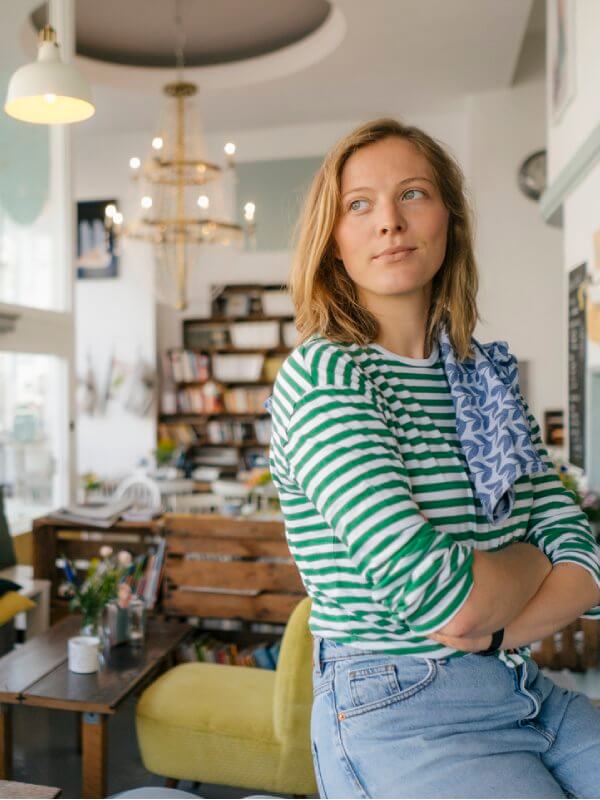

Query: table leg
(0, 704), (12, 779)
(75, 711), (82, 754)
(81, 712), (107, 798)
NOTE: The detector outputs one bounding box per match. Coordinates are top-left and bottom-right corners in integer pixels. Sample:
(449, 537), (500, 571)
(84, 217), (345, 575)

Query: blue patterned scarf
(437, 323), (547, 524)
(264, 326), (548, 526)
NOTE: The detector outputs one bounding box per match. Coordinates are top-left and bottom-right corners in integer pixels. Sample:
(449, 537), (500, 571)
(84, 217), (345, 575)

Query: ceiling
(31, 0), (332, 67)
(8, 0), (543, 136)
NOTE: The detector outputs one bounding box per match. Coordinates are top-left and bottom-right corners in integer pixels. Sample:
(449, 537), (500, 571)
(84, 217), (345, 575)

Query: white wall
(546, 0), (600, 182)
(467, 52), (564, 422)
(74, 131), (156, 476)
(544, 0), (600, 481)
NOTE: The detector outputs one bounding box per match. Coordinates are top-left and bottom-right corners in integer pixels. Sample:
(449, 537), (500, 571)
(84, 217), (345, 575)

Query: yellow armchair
(136, 597), (316, 796)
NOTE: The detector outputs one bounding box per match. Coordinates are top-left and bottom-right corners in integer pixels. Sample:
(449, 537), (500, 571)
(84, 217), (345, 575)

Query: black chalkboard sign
(568, 263), (587, 468)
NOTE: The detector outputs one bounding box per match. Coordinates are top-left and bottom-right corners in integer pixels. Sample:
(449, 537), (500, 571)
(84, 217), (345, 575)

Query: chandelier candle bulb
(141, 196), (153, 209)
(224, 142), (236, 167)
(152, 136), (164, 151)
(105, 204), (117, 219)
(129, 156), (141, 170)
(197, 195), (210, 209)
(244, 202), (256, 222)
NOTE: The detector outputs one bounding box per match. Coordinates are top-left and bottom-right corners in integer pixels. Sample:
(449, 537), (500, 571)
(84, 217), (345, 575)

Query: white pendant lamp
(4, 24), (94, 125)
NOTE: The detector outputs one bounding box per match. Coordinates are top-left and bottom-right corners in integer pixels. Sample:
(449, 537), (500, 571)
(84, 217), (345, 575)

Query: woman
(268, 118), (600, 798)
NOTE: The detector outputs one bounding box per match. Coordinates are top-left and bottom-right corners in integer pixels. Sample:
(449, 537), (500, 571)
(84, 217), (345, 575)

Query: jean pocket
(341, 658), (438, 718)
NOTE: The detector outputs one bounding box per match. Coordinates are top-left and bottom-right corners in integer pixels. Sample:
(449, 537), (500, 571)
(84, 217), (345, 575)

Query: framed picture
(76, 199), (119, 280)
(549, 0), (576, 124)
(544, 409), (565, 447)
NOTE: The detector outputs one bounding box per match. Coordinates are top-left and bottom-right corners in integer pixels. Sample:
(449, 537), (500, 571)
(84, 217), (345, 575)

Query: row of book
(206, 419), (271, 445)
(157, 422), (204, 445)
(179, 633), (282, 669)
(176, 386), (223, 414)
(223, 387), (271, 414)
(165, 350), (210, 383)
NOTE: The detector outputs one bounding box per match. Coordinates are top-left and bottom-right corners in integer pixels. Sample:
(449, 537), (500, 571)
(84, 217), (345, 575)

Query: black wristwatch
(477, 628), (504, 656)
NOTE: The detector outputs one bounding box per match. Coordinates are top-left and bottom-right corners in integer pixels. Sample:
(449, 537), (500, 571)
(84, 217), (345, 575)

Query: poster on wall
(568, 263), (587, 468)
(76, 199), (119, 280)
(549, 0), (576, 124)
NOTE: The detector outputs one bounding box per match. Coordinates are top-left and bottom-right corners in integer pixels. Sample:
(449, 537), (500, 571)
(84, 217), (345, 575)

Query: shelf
(193, 440), (268, 448)
(184, 314), (294, 324)
(160, 412), (270, 421)
(176, 380), (274, 387)
(185, 346), (291, 355)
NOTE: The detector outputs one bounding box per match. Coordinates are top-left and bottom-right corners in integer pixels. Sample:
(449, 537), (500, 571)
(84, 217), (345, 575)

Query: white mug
(68, 635), (100, 673)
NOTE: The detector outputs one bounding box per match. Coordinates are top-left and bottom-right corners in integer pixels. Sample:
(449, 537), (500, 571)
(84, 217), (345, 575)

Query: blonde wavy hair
(288, 118), (479, 361)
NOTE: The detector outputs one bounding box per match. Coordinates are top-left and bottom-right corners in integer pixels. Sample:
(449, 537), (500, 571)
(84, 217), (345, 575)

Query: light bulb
(141, 196), (153, 209)
(224, 142), (236, 156)
(152, 136), (164, 151)
(105, 204), (117, 219)
(44, 93), (57, 104)
(129, 156), (141, 169)
(244, 202), (256, 221)
(197, 195), (210, 209)
(113, 212), (124, 225)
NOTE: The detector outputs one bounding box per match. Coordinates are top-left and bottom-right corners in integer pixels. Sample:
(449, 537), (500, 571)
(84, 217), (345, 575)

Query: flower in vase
(117, 550), (133, 567)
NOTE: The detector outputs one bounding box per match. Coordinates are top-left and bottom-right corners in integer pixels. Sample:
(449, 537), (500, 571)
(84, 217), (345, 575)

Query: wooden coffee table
(0, 615), (190, 798)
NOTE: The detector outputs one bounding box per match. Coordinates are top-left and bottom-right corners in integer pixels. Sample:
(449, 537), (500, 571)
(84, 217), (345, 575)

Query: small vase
(80, 611), (105, 647)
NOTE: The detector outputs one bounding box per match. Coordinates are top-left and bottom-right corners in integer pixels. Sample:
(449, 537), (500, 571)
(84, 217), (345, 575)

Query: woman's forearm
(501, 563), (600, 650)
(441, 543), (552, 638)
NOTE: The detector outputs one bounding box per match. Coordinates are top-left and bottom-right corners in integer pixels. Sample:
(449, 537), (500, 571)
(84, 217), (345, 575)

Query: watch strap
(477, 628), (504, 656)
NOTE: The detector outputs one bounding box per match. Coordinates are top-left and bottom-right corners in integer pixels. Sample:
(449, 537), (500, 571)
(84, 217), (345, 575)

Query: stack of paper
(46, 498), (133, 529)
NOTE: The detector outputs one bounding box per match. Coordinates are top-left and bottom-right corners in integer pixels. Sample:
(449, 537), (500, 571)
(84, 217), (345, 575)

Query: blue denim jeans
(311, 636), (600, 798)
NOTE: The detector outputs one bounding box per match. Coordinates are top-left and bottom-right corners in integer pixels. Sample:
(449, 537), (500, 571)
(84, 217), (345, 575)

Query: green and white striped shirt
(269, 335), (600, 668)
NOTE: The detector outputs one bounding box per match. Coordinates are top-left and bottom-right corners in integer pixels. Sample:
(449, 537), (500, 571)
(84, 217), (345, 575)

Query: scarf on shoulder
(437, 324), (547, 524)
(264, 325), (548, 525)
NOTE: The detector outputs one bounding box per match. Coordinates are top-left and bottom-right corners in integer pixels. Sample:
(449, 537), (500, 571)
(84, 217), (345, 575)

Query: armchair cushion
(137, 661), (276, 741)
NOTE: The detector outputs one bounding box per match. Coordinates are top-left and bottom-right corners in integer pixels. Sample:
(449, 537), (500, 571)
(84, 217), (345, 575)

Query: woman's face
(333, 137), (450, 303)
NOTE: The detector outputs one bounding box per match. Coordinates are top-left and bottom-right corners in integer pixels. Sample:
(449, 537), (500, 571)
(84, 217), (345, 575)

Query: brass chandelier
(119, 1), (256, 310)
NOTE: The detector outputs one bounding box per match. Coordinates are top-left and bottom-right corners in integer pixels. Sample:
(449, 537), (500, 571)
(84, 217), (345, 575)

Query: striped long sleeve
(283, 381), (475, 636)
(522, 399), (600, 618)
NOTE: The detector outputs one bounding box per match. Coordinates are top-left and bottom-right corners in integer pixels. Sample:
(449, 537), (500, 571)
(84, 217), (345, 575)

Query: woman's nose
(377, 201), (407, 234)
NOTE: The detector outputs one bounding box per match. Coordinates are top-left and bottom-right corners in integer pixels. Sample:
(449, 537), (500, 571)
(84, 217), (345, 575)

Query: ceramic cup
(68, 635), (100, 673)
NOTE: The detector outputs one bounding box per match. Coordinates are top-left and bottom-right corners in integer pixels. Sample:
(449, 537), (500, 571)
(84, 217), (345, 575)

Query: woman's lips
(375, 248), (417, 263)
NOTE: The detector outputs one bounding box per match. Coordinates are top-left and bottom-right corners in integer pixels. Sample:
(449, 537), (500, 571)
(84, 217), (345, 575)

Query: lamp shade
(4, 27), (94, 125)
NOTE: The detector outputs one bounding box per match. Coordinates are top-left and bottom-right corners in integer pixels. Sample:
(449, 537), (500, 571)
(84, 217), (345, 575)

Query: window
(0, 352), (68, 534)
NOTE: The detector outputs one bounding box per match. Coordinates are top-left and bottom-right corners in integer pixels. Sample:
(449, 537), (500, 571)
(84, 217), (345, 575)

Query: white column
(49, 0), (77, 503)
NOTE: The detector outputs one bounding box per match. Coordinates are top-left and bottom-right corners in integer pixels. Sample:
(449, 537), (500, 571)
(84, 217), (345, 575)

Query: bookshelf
(159, 284), (295, 478)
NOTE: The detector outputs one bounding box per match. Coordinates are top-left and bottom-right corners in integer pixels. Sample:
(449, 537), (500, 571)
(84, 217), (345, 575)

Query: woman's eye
(348, 198), (368, 212)
(402, 188), (426, 201)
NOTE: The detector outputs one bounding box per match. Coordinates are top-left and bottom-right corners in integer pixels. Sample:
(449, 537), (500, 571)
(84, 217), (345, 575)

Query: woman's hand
(429, 630), (493, 653)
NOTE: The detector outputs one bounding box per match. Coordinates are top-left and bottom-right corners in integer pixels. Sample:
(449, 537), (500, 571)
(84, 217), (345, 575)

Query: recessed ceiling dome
(31, 0), (332, 68)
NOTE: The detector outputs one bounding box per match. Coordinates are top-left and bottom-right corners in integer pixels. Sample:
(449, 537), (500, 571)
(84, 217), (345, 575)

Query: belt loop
(312, 635), (323, 677)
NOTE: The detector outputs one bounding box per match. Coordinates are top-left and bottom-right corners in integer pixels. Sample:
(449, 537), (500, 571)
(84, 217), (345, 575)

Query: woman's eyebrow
(342, 176), (435, 198)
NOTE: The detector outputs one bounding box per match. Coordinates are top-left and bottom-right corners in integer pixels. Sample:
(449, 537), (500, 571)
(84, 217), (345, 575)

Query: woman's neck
(361, 288), (431, 360)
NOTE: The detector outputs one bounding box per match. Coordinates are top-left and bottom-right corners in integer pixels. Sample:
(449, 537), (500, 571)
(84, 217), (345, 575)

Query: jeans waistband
(312, 635), (442, 677)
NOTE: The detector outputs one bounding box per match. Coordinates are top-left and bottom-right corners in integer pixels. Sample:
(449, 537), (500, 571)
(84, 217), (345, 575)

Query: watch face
(518, 150), (547, 201)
